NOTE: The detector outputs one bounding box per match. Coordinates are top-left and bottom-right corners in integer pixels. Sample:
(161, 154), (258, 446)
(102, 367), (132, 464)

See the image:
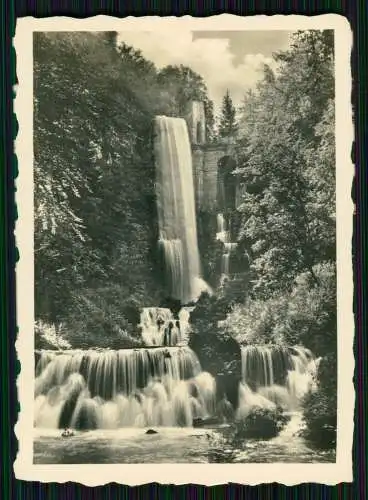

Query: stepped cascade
(34, 348), (216, 430)
(237, 345), (318, 419)
(139, 307), (192, 347)
(154, 116), (209, 304)
(216, 213), (237, 277)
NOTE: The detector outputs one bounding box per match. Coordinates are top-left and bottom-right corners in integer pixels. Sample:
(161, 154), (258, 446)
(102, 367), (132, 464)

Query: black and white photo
(14, 14), (354, 485)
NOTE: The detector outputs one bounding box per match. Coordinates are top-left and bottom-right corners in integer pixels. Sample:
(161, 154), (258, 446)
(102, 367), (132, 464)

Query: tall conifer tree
(218, 89), (238, 138)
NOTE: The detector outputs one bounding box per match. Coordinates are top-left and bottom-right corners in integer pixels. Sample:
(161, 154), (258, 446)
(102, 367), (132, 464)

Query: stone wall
(185, 100), (206, 146)
(202, 147), (222, 210)
(235, 182), (247, 208)
(185, 101), (239, 212)
(192, 143), (237, 211)
(192, 146), (205, 209)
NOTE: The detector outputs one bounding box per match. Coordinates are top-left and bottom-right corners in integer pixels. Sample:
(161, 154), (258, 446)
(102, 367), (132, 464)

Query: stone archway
(217, 155), (237, 212)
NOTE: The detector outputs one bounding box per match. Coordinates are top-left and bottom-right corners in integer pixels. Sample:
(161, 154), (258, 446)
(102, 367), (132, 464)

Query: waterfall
(216, 213), (237, 277)
(216, 214), (229, 243)
(34, 347), (216, 430)
(154, 116), (209, 304)
(237, 345), (318, 419)
(139, 307), (191, 347)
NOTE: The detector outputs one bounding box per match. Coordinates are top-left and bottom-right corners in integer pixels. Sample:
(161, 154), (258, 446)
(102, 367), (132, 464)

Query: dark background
(0, 0), (366, 498)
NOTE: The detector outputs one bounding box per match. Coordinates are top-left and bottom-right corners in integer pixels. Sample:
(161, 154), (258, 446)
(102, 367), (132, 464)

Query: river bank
(34, 418), (335, 464)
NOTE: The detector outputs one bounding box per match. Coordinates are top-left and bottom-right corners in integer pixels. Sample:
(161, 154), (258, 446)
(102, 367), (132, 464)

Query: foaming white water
(216, 213), (230, 244)
(222, 254), (230, 275)
(139, 308), (182, 346)
(154, 116), (207, 304)
(192, 276), (213, 301)
(139, 307), (197, 346)
(276, 412), (305, 440)
(34, 347), (216, 430)
(216, 213), (237, 277)
(237, 345), (318, 419)
(216, 214), (227, 240)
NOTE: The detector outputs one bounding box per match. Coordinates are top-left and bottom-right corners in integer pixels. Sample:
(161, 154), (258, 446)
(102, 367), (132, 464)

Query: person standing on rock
(164, 322), (174, 346)
(175, 320), (181, 343)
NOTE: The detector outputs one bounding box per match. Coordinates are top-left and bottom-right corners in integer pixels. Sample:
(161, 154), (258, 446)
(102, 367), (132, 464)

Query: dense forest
(34, 30), (336, 448)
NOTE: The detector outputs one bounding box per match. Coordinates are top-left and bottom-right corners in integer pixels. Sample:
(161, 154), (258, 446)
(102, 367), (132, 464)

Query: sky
(117, 30), (292, 116)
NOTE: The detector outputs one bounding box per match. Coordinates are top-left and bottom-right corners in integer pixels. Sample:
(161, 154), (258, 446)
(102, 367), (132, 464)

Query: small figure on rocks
(61, 427), (74, 438)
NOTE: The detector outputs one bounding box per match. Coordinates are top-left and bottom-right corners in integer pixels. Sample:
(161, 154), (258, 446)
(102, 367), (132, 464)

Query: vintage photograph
(14, 15), (354, 484)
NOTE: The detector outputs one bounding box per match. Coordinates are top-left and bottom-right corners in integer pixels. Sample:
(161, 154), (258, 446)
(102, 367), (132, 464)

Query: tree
(231, 30), (337, 448)
(235, 30), (335, 298)
(34, 32), (165, 333)
(204, 98), (215, 143)
(157, 64), (215, 140)
(218, 90), (238, 139)
(103, 31), (118, 47)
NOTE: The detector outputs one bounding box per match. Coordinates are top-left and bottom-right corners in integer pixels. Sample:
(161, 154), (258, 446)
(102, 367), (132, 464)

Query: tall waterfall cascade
(154, 116), (209, 304)
(35, 348), (216, 430)
(33, 113), (320, 439)
(216, 213), (237, 277)
(237, 345), (319, 419)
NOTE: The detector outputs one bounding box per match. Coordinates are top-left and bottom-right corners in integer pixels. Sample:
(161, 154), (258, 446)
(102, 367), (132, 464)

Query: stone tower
(184, 101), (238, 211)
(185, 101), (206, 145)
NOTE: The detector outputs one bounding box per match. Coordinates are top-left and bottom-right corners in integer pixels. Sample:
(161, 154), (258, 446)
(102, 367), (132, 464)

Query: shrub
(222, 297), (288, 346)
(189, 292), (242, 408)
(301, 353), (337, 449)
(302, 390), (336, 448)
(233, 406), (290, 440)
(35, 321), (71, 350)
(189, 292), (240, 363)
(281, 262), (336, 356)
(56, 285), (156, 349)
(222, 261), (336, 355)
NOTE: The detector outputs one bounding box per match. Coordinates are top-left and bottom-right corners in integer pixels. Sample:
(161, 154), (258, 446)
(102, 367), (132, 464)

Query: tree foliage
(228, 30), (336, 447)
(224, 261), (336, 355)
(157, 64), (215, 141)
(235, 30), (335, 298)
(218, 89), (238, 139)
(233, 406), (290, 440)
(301, 352), (337, 448)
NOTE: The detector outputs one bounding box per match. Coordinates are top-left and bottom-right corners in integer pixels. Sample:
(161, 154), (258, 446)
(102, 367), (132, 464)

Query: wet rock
(216, 373), (240, 409)
(189, 294), (242, 409)
(73, 399), (99, 431)
(159, 297), (182, 319)
(145, 429), (158, 435)
(193, 417), (219, 428)
(193, 417), (205, 427)
(121, 299), (141, 328)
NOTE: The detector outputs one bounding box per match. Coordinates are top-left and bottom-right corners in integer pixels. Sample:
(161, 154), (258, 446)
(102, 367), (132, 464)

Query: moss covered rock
(189, 292), (242, 409)
(233, 406), (289, 440)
